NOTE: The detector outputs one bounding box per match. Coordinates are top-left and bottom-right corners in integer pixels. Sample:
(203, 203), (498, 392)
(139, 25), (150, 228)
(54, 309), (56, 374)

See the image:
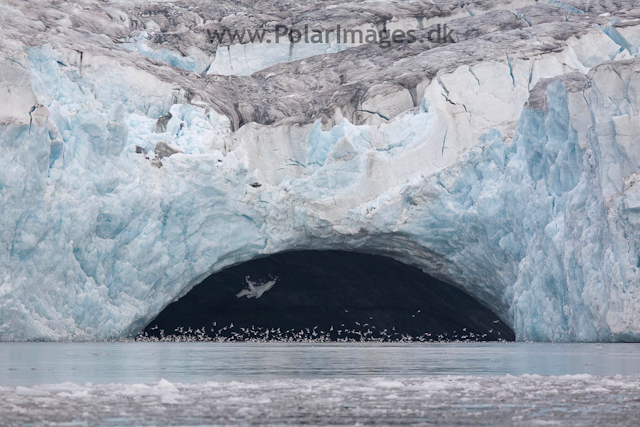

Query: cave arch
(143, 251), (514, 341)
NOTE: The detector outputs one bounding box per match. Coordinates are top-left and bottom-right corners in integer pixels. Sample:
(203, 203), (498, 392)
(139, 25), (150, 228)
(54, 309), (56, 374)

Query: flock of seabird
(136, 320), (506, 342)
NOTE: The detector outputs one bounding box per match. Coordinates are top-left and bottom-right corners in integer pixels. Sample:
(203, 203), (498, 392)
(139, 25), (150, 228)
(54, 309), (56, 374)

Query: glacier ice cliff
(1, 0), (640, 341)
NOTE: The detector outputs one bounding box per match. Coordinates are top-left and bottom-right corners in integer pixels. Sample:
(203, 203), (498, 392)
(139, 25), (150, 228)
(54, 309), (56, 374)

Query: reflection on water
(1, 342), (640, 385)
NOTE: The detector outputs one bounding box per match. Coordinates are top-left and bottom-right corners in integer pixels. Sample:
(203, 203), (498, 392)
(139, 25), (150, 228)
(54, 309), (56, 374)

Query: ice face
(122, 32), (203, 73)
(1, 0), (640, 341)
(207, 36), (350, 76)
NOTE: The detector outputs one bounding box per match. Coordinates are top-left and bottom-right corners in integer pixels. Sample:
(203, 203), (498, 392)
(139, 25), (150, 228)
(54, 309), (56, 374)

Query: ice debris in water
(1, 376), (640, 425)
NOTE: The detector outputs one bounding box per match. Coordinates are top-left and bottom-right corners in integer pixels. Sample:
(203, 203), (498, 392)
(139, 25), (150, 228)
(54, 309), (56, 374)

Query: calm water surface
(1, 342), (640, 385)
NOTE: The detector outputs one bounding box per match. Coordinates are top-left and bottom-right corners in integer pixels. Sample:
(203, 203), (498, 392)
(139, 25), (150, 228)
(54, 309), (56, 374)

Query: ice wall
(1, 1), (640, 341)
(207, 37), (349, 76)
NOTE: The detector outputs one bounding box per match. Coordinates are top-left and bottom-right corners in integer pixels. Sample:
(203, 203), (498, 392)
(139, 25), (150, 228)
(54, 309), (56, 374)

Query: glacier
(1, 0), (640, 341)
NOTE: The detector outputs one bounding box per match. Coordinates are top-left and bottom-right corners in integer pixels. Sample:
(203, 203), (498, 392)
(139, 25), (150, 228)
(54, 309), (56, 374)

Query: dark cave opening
(143, 251), (515, 341)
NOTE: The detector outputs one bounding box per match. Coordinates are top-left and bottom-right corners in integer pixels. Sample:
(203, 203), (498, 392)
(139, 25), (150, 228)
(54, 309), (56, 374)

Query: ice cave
(143, 251), (514, 341)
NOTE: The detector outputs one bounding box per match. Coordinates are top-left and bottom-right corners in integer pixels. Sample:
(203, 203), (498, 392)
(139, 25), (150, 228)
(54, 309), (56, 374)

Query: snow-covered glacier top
(1, 0), (640, 341)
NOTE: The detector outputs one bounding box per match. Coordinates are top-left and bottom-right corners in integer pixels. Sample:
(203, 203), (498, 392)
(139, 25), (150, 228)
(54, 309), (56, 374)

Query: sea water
(1, 343), (640, 425)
